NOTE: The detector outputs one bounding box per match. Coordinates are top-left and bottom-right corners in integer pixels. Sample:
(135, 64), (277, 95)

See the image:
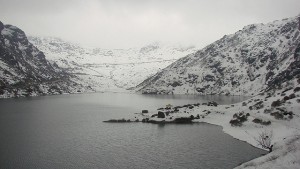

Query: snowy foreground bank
(105, 81), (300, 169)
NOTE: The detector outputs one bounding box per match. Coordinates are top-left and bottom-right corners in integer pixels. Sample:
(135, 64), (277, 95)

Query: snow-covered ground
(28, 37), (197, 92)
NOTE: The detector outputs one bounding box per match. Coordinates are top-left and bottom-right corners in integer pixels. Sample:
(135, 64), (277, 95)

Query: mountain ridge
(135, 16), (300, 96)
(0, 21), (89, 98)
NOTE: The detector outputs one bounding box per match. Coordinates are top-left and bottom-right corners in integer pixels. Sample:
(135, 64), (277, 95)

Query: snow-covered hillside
(136, 16), (300, 96)
(28, 36), (197, 92)
(0, 21), (89, 98)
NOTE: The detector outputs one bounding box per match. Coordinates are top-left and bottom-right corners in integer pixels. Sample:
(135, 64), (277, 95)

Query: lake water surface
(0, 93), (266, 169)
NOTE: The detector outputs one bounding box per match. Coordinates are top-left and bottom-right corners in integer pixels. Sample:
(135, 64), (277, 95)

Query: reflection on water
(0, 93), (263, 169)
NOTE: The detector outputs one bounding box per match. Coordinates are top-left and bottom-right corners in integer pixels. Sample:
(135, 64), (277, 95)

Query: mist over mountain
(28, 36), (197, 92)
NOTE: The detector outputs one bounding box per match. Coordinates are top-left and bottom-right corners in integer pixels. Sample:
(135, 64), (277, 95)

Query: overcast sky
(0, 0), (299, 48)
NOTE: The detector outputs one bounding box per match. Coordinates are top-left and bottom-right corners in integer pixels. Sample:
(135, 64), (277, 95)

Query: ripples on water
(0, 93), (265, 169)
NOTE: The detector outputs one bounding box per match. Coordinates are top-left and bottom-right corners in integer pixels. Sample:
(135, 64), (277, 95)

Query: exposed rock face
(135, 16), (300, 96)
(0, 21), (88, 97)
(0, 21), (4, 31)
(298, 17), (300, 30)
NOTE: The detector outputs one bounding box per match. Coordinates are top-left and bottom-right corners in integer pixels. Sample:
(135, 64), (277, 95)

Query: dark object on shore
(142, 110), (149, 113)
(173, 117), (193, 123)
(104, 116), (194, 124)
(193, 103), (201, 107)
(151, 114), (158, 117)
(208, 101), (218, 107)
(103, 119), (132, 123)
(146, 117), (193, 124)
(142, 118), (149, 122)
(158, 111), (166, 118)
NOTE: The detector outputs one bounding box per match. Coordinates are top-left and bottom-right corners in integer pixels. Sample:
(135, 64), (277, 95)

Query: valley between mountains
(28, 36), (197, 93)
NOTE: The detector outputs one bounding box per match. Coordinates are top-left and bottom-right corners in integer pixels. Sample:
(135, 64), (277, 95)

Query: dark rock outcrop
(0, 21), (87, 97)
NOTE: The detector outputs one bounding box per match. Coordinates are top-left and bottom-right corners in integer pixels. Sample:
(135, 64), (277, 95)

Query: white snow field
(28, 37), (197, 92)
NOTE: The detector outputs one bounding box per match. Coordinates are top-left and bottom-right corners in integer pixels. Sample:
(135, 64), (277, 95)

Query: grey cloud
(0, 0), (299, 48)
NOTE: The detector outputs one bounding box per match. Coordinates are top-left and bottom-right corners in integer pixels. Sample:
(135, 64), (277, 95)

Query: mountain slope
(136, 16), (300, 96)
(0, 21), (88, 98)
(28, 37), (197, 92)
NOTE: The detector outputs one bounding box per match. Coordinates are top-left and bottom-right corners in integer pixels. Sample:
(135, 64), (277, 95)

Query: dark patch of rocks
(264, 109), (272, 114)
(204, 75), (215, 81)
(173, 117), (193, 123)
(252, 118), (271, 125)
(207, 101), (218, 107)
(282, 93), (296, 101)
(271, 100), (282, 107)
(294, 87), (300, 92)
(252, 101), (264, 110)
(170, 81), (182, 87)
(230, 111), (248, 127)
(270, 108), (294, 120)
(104, 119), (132, 123)
(270, 112), (284, 119)
(142, 118), (149, 122)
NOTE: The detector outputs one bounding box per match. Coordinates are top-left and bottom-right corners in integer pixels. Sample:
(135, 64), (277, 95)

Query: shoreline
(103, 86), (300, 169)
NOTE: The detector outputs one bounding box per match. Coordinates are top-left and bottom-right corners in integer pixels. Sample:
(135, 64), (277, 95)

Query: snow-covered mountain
(0, 21), (90, 98)
(136, 16), (300, 96)
(28, 36), (197, 92)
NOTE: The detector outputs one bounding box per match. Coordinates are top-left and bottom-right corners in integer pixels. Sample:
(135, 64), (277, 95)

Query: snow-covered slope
(0, 21), (89, 98)
(136, 16), (300, 96)
(28, 36), (197, 92)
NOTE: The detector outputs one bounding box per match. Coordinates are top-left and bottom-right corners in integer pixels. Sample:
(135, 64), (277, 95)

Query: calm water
(0, 93), (265, 169)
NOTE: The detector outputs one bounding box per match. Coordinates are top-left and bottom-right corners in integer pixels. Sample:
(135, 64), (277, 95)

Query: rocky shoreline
(103, 101), (219, 124)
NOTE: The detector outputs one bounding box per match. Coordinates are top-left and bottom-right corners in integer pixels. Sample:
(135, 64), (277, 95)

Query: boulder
(157, 111), (165, 118)
(208, 101), (218, 107)
(142, 110), (149, 113)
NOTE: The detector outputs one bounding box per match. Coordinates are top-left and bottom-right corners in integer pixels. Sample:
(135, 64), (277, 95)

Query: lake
(0, 92), (266, 169)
